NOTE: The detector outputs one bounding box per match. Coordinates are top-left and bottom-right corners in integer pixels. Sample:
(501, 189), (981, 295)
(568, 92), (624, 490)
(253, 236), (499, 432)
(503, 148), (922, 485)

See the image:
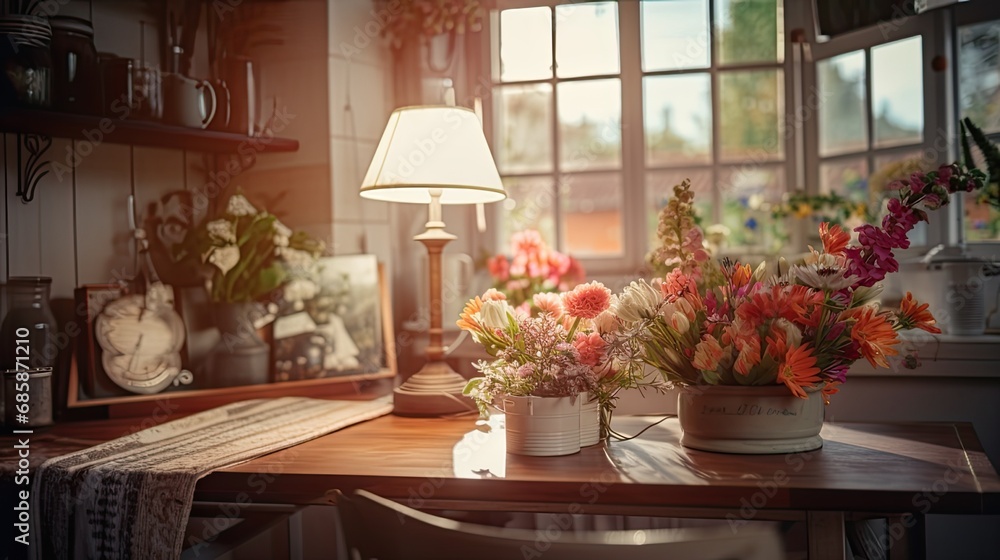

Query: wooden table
(5, 413), (1000, 559)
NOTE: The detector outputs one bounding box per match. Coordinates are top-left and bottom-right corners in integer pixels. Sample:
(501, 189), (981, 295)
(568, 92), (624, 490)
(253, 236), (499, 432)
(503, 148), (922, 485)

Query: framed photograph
(273, 255), (385, 382)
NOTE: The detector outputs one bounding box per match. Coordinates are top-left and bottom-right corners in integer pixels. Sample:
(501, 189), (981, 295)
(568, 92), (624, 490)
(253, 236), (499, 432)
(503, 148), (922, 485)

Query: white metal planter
(500, 395), (582, 456)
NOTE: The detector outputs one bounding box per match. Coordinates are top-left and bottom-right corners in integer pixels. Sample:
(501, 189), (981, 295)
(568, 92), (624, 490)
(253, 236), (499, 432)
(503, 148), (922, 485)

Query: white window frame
(482, 0), (797, 276)
(802, 1), (946, 257)
(954, 1), (1000, 257)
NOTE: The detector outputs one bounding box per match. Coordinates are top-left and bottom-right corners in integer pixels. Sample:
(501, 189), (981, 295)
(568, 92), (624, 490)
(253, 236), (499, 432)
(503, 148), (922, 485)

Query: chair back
(335, 489), (785, 560)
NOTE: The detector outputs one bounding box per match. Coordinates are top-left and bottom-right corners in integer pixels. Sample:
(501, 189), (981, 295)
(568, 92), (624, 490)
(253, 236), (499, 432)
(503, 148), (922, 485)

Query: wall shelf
(0, 107), (299, 153)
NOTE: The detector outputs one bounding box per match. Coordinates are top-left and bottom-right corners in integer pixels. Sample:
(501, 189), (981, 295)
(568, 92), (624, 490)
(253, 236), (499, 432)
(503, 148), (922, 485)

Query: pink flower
(573, 332), (607, 367)
(533, 292), (564, 317)
(482, 288), (507, 301)
(561, 281), (612, 319)
(511, 229), (546, 257)
(487, 254), (510, 281)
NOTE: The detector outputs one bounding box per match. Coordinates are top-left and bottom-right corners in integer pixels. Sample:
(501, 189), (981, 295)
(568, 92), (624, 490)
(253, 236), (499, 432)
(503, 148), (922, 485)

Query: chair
(334, 489), (785, 560)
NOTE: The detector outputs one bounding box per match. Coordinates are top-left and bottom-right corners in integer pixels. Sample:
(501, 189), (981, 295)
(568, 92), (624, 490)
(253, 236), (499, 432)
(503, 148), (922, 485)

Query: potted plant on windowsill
(601, 172), (984, 454)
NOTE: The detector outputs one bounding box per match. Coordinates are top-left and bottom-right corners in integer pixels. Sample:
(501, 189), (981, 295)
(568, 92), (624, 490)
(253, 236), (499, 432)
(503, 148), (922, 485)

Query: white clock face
(95, 289), (187, 395)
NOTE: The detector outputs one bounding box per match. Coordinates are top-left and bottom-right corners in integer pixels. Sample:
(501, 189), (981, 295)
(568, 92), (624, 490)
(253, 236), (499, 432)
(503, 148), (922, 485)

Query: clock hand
(127, 333), (144, 374)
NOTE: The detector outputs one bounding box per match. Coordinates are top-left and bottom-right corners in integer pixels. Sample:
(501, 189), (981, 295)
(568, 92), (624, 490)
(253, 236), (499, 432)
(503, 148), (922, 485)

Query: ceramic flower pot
(499, 394), (582, 456)
(209, 301), (270, 387)
(579, 393), (601, 447)
(677, 385), (824, 454)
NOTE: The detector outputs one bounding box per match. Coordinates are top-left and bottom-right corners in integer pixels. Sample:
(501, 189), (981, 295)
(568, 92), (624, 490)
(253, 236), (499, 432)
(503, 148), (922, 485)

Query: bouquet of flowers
(174, 193), (324, 303)
(485, 229), (585, 311)
(458, 282), (615, 415)
(605, 165), (985, 402)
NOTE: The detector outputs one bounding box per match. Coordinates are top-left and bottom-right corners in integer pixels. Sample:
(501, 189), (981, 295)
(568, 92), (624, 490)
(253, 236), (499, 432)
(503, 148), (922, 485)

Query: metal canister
(3, 367), (53, 428)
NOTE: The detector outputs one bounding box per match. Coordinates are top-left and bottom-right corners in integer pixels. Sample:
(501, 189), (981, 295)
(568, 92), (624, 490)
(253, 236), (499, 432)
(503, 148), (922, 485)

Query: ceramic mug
(163, 73), (217, 129)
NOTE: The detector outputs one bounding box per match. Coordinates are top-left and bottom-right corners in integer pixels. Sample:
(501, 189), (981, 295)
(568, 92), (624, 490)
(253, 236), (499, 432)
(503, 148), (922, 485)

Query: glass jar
(0, 20), (52, 108)
(50, 16), (100, 114)
(0, 277), (59, 372)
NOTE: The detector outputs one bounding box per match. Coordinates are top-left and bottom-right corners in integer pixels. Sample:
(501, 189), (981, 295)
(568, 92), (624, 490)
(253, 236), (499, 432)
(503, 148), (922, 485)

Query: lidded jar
(0, 276), (59, 372)
(49, 16), (100, 114)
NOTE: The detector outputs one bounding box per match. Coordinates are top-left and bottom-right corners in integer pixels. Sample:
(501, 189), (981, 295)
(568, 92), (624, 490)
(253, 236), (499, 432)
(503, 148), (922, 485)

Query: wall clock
(94, 282), (191, 394)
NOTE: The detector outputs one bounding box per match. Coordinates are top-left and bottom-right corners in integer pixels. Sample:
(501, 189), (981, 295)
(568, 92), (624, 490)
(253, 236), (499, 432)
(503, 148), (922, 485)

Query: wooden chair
(334, 489), (785, 560)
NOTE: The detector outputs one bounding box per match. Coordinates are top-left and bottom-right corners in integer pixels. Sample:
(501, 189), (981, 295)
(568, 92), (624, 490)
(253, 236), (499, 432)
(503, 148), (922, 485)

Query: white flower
(593, 305), (619, 335)
(207, 246), (240, 275)
(792, 254), (857, 291)
(670, 311), (690, 334)
(206, 219), (236, 244)
(478, 300), (513, 330)
(227, 194), (257, 216)
(614, 280), (663, 323)
(283, 278), (318, 303)
(273, 220), (292, 247)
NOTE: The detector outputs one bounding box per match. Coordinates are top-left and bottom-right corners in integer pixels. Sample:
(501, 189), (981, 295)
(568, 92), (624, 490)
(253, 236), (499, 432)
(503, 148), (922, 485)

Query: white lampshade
(359, 106), (506, 205)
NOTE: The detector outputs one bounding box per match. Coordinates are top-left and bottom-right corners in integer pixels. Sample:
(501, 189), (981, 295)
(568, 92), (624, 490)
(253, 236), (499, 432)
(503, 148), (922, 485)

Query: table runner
(30, 396), (393, 560)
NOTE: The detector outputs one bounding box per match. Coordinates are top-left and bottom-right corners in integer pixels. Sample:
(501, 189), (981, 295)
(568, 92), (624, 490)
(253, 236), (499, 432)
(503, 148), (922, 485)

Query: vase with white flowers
(173, 193), (323, 386)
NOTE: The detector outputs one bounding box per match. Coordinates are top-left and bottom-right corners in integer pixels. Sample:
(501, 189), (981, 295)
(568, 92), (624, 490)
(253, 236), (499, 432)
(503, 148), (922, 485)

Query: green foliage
(960, 117), (1000, 211)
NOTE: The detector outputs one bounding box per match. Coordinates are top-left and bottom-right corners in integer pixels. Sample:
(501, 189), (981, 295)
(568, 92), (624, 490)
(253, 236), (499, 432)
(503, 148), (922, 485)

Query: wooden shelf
(0, 107), (298, 153)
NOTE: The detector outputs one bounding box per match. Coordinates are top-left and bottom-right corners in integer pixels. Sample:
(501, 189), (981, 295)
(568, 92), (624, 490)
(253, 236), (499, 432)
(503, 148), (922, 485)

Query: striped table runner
(31, 397), (393, 560)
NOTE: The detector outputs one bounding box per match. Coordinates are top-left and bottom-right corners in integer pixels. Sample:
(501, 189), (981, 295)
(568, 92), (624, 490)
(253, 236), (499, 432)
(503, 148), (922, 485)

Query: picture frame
(73, 283), (126, 399)
(272, 255), (384, 382)
(66, 263), (396, 410)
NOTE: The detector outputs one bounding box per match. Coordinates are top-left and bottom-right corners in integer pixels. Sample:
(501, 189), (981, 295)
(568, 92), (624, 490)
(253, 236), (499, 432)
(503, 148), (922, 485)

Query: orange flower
(456, 296), (484, 332)
(734, 334), (761, 376)
(819, 222), (850, 255)
(777, 345), (822, 399)
(898, 292), (941, 334)
(845, 306), (900, 368)
(821, 381), (841, 405)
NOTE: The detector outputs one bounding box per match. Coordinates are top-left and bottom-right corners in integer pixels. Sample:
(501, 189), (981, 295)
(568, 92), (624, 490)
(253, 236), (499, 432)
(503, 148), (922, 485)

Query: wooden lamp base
(392, 360), (476, 417)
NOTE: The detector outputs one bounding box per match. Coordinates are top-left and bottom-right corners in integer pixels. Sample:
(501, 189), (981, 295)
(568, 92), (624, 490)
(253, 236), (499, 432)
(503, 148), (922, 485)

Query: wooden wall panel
(73, 143), (132, 286)
(37, 138), (78, 298)
(4, 134), (42, 277)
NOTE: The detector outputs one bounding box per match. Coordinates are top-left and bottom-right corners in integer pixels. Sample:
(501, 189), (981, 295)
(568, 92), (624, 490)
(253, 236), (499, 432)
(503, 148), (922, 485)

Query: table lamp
(360, 105), (506, 416)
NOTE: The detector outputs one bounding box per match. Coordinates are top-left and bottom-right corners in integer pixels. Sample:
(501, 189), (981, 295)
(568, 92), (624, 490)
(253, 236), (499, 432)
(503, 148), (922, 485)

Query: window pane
(555, 2), (620, 78)
(818, 51), (867, 156)
(718, 165), (785, 248)
(646, 170), (714, 250)
(819, 158), (870, 232)
(961, 142), (1000, 242)
(494, 84), (553, 174)
(715, 0), (783, 65)
(872, 36), (923, 148)
(820, 158), (868, 202)
(558, 79), (622, 171)
(641, 0), (710, 71)
(965, 193), (1000, 242)
(560, 173), (623, 256)
(959, 21), (1000, 134)
(500, 8), (552, 81)
(498, 176), (557, 252)
(644, 74), (712, 165)
(719, 70), (784, 160)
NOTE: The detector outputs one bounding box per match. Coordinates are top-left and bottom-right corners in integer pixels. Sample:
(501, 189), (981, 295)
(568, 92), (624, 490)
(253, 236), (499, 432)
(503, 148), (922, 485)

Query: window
(489, 0), (789, 269)
(814, 34), (929, 246)
(957, 19), (1000, 242)
(493, 3), (624, 260)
